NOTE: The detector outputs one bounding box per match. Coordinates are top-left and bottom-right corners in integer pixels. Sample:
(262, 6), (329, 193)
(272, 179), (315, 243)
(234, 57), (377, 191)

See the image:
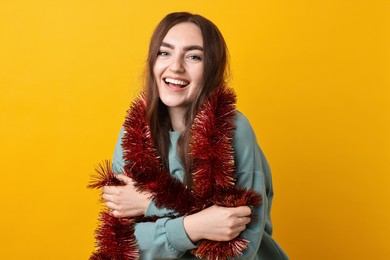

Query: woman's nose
(169, 57), (185, 73)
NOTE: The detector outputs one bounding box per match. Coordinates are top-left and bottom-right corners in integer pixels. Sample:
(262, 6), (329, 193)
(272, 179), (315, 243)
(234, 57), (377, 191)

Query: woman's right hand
(102, 174), (151, 218)
(183, 205), (252, 243)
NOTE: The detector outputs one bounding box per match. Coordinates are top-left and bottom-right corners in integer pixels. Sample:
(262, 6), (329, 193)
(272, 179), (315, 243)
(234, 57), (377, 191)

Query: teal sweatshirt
(112, 111), (288, 260)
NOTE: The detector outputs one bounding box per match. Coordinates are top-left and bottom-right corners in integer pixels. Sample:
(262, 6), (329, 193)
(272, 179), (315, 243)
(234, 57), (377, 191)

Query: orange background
(1, 1), (389, 259)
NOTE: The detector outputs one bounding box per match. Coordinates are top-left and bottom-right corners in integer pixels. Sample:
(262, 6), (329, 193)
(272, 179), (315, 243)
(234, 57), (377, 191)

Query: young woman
(91, 12), (288, 259)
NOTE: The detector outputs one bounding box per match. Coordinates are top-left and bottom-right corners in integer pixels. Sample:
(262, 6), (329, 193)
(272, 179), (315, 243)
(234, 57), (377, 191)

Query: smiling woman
(154, 23), (205, 128)
(89, 12), (288, 260)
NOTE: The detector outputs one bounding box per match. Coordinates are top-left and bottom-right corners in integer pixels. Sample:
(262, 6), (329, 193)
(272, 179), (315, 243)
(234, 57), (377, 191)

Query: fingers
(232, 206), (252, 217)
(233, 216), (251, 234)
(102, 185), (116, 195)
(110, 210), (124, 218)
(114, 174), (133, 184)
(238, 216), (251, 224)
(105, 201), (120, 210)
(223, 217), (250, 240)
(102, 192), (114, 202)
(102, 175), (134, 195)
(102, 192), (119, 210)
(231, 215), (250, 230)
(226, 207), (252, 235)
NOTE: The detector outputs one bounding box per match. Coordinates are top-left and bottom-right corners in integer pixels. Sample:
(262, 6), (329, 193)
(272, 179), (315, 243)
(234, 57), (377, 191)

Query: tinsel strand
(89, 86), (262, 259)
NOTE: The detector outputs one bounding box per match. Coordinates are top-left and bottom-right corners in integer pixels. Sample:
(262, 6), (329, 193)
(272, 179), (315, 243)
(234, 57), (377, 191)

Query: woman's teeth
(164, 78), (189, 87)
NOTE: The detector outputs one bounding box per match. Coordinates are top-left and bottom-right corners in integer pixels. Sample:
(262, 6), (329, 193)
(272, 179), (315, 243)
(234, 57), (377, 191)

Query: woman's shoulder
(234, 110), (256, 142)
(233, 111), (264, 173)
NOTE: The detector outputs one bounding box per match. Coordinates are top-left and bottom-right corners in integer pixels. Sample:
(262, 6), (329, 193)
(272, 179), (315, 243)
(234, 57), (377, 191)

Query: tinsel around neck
(89, 85), (262, 259)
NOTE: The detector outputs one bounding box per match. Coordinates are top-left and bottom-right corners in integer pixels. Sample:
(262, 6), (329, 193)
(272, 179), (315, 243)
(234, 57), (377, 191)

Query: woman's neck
(168, 107), (187, 132)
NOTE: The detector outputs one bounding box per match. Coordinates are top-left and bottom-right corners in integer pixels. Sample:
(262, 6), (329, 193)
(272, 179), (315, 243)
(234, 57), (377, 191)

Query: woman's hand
(102, 174), (152, 218)
(183, 205), (252, 243)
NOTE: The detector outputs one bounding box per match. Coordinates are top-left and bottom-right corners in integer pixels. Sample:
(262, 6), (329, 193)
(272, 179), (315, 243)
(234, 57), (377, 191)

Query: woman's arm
(102, 174), (151, 218)
(230, 111), (273, 259)
(109, 128), (197, 258)
(183, 205), (251, 242)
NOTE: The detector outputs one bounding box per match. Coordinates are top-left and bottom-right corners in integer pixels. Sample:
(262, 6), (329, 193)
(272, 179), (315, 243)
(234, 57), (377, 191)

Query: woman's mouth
(163, 78), (190, 88)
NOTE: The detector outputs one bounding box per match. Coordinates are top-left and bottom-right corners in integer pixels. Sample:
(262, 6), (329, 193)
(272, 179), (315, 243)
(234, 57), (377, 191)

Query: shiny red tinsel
(90, 212), (139, 260)
(89, 86), (262, 259)
(89, 162), (139, 259)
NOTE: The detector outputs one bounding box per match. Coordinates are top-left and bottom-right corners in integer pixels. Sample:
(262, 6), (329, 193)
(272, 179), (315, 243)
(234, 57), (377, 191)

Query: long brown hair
(145, 12), (230, 188)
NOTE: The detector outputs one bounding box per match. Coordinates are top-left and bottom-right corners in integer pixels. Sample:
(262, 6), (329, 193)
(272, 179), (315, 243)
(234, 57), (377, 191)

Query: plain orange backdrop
(0, 0), (389, 259)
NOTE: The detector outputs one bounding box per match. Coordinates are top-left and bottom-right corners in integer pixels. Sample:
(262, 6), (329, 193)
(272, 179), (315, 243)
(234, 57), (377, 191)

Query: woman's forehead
(162, 23), (203, 47)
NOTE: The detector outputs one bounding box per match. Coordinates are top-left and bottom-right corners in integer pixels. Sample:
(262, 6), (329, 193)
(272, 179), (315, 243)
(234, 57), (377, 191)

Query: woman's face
(153, 22), (204, 111)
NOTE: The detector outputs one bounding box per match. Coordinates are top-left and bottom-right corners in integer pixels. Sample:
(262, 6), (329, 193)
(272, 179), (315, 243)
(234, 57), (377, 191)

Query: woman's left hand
(102, 174), (152, 218)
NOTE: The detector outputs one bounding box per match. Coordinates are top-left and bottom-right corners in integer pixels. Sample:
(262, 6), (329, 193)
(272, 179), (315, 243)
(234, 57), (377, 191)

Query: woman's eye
(158, 51), (169, 56)
(188, 55), (202, 61)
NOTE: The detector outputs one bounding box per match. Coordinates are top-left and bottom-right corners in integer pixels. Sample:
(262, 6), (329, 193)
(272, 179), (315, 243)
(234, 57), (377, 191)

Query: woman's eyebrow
(161, 42), (174, 49)
(184, 45), (203, 52)
(161, 42), (203, 52)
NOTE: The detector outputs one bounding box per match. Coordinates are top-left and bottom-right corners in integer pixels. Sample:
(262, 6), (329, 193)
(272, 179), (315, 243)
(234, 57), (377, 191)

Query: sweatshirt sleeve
(112, 128), (197, 259)
(232, 111), (287, 259)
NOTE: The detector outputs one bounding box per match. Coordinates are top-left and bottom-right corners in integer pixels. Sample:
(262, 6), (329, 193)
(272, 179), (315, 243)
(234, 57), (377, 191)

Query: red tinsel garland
(89, 86), (262, 259)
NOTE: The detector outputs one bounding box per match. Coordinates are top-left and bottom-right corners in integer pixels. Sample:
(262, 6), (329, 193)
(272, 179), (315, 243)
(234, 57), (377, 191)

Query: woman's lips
(164, 77), (190, 88)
